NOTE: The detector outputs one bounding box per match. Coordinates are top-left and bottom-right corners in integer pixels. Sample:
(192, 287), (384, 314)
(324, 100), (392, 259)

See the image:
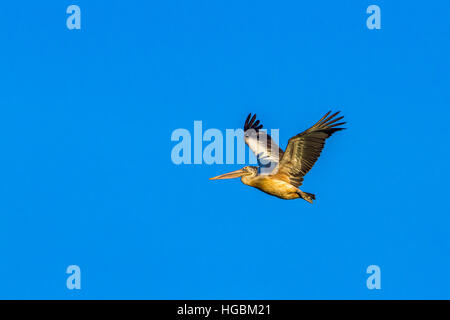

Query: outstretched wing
(272, 111), (346, 187)
(244, 113), (284, 174)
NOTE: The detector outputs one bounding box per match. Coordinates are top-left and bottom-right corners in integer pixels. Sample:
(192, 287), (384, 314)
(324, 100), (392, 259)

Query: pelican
(210, 111), (346, 203)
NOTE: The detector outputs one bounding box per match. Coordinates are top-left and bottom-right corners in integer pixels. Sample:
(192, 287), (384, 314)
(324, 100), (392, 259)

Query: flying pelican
(210, 111), (346, 203)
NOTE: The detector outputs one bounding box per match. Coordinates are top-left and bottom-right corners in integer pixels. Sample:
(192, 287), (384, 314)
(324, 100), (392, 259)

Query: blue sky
(0, 1), (449, 299)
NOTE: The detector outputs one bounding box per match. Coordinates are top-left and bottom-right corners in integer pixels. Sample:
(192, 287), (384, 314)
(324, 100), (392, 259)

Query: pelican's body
(242, 174), (302, 200)
(210, 111), (346, 203)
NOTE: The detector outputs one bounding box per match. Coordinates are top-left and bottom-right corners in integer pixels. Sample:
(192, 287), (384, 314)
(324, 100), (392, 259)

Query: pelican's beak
(210, 168), (246, 180)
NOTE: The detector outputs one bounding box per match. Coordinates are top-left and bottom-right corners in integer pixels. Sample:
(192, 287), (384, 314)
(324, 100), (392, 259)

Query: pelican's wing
(244, 113), (284, 174)
(272, 111), (346, 187)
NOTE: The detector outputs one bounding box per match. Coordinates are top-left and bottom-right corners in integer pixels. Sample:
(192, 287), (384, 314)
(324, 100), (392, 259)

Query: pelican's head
(209, 166), (258, 181)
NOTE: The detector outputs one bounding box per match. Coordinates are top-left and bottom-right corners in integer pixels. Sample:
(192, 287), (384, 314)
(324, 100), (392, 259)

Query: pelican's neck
(241, 174), (257, 186)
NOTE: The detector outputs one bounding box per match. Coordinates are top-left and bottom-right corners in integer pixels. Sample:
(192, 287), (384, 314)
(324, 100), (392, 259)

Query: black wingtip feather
(244, 113), (264, 131)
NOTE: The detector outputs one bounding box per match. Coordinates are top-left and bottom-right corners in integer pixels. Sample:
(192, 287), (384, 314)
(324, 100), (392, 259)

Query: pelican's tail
(298, 190), (315, 204)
